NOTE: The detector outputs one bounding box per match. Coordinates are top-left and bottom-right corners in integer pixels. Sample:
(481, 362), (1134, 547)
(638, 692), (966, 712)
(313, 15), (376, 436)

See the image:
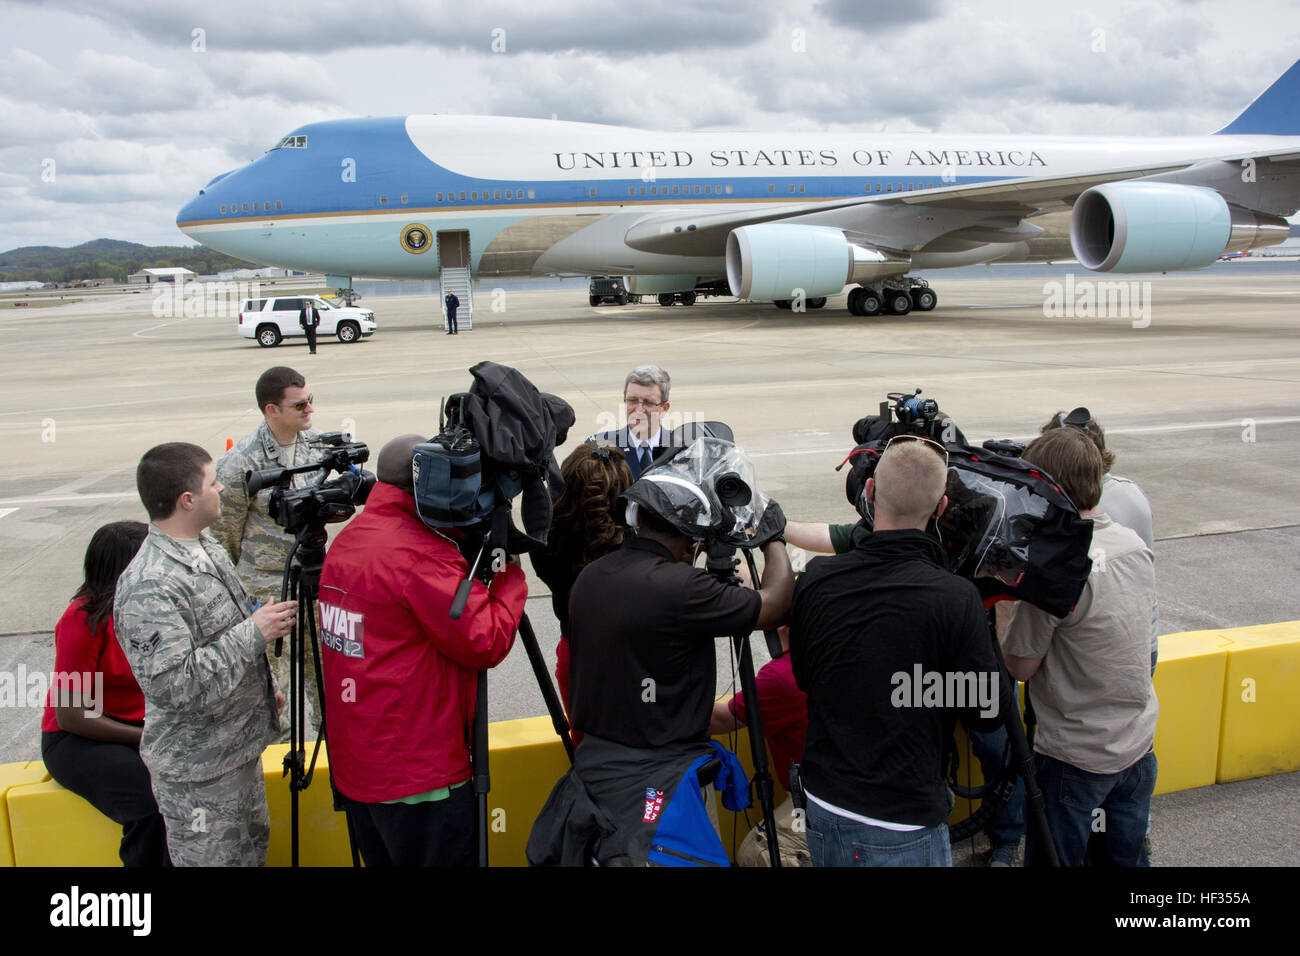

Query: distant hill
(0, 239), (262, 284)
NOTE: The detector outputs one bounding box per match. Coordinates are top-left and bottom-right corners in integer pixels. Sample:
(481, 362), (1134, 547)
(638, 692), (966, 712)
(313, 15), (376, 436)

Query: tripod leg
(732, 632), (781, 867)
(985, 614), (1059, 868)
(516, 613), (575, 762)
(472, 670), (490, 867)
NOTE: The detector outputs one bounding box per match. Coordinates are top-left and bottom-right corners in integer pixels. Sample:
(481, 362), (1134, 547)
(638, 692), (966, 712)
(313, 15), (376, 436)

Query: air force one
(177, 59), (1300, 316)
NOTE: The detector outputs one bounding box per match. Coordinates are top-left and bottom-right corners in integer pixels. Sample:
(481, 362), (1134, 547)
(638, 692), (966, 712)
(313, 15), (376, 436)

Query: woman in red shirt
(40, 521), (171, 866)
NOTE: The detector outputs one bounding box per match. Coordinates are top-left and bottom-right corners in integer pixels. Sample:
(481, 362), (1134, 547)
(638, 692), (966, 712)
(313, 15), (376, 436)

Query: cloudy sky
(2, 0), (1298, 252)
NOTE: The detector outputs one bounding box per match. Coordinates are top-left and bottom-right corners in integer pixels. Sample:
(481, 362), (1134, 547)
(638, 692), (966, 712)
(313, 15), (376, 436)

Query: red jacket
(318, 483), (526, 802)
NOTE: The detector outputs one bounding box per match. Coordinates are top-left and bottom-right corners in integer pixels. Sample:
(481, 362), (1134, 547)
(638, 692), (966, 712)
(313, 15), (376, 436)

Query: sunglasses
(885, 434), (949, 466)
(279, 394), (314, 412)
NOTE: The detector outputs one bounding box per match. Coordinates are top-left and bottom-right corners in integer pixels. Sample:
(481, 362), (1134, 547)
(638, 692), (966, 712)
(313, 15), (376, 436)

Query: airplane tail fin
(1216, 58), (1300, 134)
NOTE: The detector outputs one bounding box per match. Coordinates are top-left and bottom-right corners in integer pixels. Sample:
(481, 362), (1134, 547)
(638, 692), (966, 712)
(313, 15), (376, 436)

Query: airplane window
(437, 192), (444, 202)
(693, 186), (700, 194)
(528, 189), (535, 199)
(471, 191), (478, 200)
(460, 192), (466, 200)
(886, 184), (892, 192)
(242, 203), (249, 212)
(589, 187), (596, 197)
(494, 190), (501, 200)
(799, 184), (806, 193)
(401, 194), (409, 203)
(379, 195), (388, 204)
(506, 190), (513, 199)
(296, 136), (307, 147)
(725, 185), (733, 194)
(715, 185), (722, 194)
(275, 200), (282, 209)
(640, 186), (647, 196)
(650, 186), (658, 195)
(220, 205), (227, 213)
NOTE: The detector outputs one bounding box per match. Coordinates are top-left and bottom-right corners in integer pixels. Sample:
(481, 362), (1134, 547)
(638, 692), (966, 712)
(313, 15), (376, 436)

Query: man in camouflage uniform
(211, 366), (322, 736)
(116, 442), (297, 866)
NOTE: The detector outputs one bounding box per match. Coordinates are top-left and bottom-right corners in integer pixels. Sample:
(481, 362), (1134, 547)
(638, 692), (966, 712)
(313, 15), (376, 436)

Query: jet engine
(1069, 182), (1289, 272)
(725, 224), (909, 300)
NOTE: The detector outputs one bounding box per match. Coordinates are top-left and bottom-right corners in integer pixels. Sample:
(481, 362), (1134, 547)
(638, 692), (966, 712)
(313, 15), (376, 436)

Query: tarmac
(1, 265), (1297, 866)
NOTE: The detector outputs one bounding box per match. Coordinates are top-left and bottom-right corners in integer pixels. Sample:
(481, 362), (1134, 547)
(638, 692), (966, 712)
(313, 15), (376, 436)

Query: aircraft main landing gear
(848, 278), (936, 316)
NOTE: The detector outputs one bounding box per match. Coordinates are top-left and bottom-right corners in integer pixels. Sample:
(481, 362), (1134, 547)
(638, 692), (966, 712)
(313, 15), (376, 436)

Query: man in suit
(589, 365), (673, 479)
(444, 291), (460, 335)
(299, 298), (320, 354)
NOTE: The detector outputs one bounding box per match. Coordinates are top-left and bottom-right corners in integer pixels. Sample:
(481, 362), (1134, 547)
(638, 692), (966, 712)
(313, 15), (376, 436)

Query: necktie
(638, 446), (652, 474)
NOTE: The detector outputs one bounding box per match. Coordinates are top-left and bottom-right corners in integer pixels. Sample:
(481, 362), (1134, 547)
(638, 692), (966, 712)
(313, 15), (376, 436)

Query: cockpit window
(270, 134), (308, 151)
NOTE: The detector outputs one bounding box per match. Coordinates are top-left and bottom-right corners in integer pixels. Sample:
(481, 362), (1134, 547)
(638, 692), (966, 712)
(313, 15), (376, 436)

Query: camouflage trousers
(736, 796), (814, 868)
(154, 757), (270, 867)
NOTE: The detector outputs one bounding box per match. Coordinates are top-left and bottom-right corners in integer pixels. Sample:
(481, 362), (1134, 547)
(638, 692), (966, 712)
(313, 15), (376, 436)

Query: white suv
(238, 296), (377, 347)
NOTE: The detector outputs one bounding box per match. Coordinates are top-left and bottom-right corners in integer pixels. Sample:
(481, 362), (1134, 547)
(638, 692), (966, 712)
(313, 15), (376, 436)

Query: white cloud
(1, 0), (1298, 251)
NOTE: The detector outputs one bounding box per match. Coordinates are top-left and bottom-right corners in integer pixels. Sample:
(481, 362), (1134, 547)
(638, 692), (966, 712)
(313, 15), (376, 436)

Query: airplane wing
(623, 150), (1295, 257)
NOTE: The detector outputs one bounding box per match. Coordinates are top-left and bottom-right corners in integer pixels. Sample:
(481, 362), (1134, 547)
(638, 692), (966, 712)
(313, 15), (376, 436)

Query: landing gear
(847, 277), (935, 316)
(807, 297), (827, 309)
(911, 284), (937, 311)
(884, 290), (912, 315)
(680, 291), (696, 306)
(774, 299), (792, 310)
(847, 287), (883, 316)
(658, 293), (676, 307)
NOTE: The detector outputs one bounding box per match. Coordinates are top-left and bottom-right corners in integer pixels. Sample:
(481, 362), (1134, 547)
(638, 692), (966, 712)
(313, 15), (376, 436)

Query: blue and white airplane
(177, 59), (1300, 315)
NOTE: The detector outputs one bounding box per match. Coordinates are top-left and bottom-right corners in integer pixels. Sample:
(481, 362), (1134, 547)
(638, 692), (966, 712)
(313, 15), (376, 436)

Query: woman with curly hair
(531, 442), (634, 725)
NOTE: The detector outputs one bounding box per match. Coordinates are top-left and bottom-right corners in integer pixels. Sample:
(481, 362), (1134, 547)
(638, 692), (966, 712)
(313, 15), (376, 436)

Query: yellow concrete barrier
(1153, 630), (1231, 794)
(1217, 621), (1300, 782)
(0, 762), (50, 867)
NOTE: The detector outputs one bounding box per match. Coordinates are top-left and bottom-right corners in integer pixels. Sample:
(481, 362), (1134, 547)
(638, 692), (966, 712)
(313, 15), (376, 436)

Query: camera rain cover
(846, 440), (1093, 617)
(623, 437), (769, 546)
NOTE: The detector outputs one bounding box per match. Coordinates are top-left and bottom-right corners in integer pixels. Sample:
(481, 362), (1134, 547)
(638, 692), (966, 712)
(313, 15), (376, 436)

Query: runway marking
(0, 508), (17, 520)
(132, 317), (193, 337)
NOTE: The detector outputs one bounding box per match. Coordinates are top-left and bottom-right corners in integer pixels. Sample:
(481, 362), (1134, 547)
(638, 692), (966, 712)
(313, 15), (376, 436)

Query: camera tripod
(276, 525), (361, 868)
(946, 606), (1059, 867)
(705, 541), (784, 868)
(452, 510), (575, 867)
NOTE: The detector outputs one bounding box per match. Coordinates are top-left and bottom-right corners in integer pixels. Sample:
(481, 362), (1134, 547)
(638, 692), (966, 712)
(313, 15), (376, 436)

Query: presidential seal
(400, 223), (431, 254)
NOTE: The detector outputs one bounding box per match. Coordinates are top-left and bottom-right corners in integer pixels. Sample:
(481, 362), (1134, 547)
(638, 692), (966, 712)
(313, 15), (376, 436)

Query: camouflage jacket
(114, 524), (279, 784)
(211, 421), (321, 603)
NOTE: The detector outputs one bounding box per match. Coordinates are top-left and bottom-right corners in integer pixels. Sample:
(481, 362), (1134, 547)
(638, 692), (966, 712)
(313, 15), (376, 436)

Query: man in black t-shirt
(530, 490), (791, 865)
(791, 437), (1002, 867)
(567, 505), (791, 748)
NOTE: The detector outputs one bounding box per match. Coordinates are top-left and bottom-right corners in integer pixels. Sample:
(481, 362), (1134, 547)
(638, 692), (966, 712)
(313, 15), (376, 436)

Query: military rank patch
(130, 632), (161, 657)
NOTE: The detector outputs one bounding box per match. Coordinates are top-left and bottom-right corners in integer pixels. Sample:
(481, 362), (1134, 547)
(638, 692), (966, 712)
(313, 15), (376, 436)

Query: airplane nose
(176, 194), (206, 233)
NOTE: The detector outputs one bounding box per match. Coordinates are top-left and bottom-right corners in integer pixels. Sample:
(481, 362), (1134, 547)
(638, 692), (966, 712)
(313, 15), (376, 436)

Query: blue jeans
(969, 724), (1026, 851)
(1026, 750), (1156, 867)
(806, 800), (952, 867)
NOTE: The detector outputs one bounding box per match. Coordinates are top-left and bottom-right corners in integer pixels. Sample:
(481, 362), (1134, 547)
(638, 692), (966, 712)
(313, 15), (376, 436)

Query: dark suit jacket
(299, 301), (319, 327)
(589, 426), (671, 479)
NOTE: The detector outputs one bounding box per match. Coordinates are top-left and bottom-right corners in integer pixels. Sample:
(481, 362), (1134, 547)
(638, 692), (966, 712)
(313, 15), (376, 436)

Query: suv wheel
(337, 321), (360, 343)
(257, 325), (282, 347)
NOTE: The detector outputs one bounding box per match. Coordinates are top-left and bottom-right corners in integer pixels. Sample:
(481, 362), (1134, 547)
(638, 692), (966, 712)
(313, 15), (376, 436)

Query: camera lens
(715, 472), (752, 507)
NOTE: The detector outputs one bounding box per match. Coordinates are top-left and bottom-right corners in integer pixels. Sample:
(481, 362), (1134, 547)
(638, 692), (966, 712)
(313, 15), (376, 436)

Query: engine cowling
(1069, 182), (1235, 272)
(726, 224), (909, 300)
